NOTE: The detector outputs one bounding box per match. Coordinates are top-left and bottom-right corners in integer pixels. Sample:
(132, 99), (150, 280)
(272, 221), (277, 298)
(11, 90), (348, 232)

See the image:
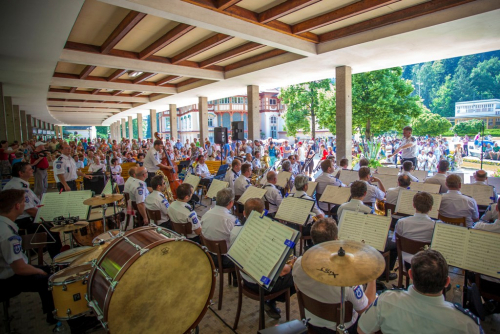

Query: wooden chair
(21, 233), (47, 266)
(437, 214), (466, 227)
(199, 234), (235, 310)
(316, 192), (332, 216)
(298, 225), (311, 256)
(297, 289), (353, 331)
(264, 200), (270, 211)
(233, 195), (244, 220)
(171, 221), (193, 238)
(131, 200), (143, 227)
(473, 272), (500, 303)
(395, 233), (429, 288)
(123, 192), (133, 230)
(146, 208), (161, 225)
(233, 267), (290, 330)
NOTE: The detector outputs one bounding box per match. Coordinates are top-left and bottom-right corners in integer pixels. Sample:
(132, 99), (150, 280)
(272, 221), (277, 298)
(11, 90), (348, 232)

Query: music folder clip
(260, 276), (271, 285)
(284, 239), (295, 248)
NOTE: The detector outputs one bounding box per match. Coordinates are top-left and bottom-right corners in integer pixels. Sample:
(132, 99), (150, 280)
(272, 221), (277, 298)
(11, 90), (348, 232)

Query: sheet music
(206, 179), (228, 198)
(448, 172), (465, 184)
(35, 190), (92, 223)
(339, 170), (359, 186)
(460, 184), (494, 206)
(377, 166), (399, 175)
(338, 210), (391, 251)
(412, 170), (428, 181)
(183, 174), (201, 189)
(375, 174), (398, 189)
(237, 186), (267, 204)
(275, 197), (315, 225)
(276, 171), (292, 188)
(291, 181), (317, 197)
(409, 182), (441, 194)
(228, 211), (298, 288)
(395, 189), (442, 219)
(431, 223), (500, 278)
(319, 185), (351, 205)
(102, 180), (113, 195)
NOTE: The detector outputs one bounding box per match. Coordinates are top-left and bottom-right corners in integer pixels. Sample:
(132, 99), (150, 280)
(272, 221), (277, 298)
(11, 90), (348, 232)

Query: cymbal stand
(336, 247), (349, 334)
(101, 203), (108, 233)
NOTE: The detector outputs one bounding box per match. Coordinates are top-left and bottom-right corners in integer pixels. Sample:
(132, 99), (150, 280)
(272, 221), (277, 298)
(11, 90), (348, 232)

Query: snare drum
(53, 246), (93, 267)
(48, 263), (92, 320)
(92, 229), (123, 246)
(72, 207), (122, 246)
(87, 226), (215, 333)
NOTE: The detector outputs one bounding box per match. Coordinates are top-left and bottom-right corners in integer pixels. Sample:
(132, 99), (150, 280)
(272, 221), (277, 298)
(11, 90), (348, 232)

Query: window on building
(269, 98), (277, 105)
(219, 97), (230, 104)
(270, 116), (277, 139)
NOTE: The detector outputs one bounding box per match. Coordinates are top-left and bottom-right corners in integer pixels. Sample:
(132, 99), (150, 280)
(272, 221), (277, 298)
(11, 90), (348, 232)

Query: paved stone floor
(2, 196), (499, 334)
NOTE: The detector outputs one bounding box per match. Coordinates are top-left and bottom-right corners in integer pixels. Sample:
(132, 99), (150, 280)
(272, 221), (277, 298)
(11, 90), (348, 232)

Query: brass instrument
(155, 169), (175, 203)
(261, 155), (270, 169)
(374, 199), (386, 216)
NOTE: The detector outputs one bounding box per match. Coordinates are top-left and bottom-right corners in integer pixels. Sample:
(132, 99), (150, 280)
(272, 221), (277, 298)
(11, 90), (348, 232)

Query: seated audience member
(3, 162), (62, 258)
(136, 153), (145, 167)
(337, 181), (373, 220)
(200, 188), (238, 285)
(400, 161), (418, 182)
(0, 189), (57, 324)
(130, 167), (150, 225)
(472, 169), (497, 200)
(424, 159), (449, 193)
(229, 199), (295, 319)
(195, 155), (213, 189)
(252, 151), (261, 170)
(234, 163), (252, 196)
(167, 183), (201, 243)
(385, 175), (411, 205)
(263, 171), (283, 217)
(293, 218), (376, 334)
(145, 175), (171, 229)
(439, 174), (479, 228)
(88, 156), (105, 173)
(316, 159), (345, 214)
(224, 159), (241, 191)
(358, 250), (484, 334)
(123, 167), (136, 195)
(358, 166), (386, 205)
(392, 192), (435, 264)
(73, 154), (84, 169)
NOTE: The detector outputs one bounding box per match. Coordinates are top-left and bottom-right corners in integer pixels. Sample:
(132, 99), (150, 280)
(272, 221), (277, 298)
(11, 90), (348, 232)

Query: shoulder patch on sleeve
(353, 285), (364, 299)
(454, 304), (481, 326)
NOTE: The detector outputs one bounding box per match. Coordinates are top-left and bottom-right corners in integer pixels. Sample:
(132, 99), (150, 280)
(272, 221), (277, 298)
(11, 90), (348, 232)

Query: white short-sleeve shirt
(3, 178), (40, 219)
(145, 190), (170, 224)
(201, 205), (238, 249)
(167, 201), (200, 239)
(0, 216), (28, 279)
(54, 154), (78, 182)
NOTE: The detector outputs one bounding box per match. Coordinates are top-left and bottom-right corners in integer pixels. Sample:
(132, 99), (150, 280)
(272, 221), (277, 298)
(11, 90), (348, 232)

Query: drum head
(50, 263), (92, 284)
(92, 229), (123, 246)
(54, 246), (93, 265)
(107, 240), (214, 333)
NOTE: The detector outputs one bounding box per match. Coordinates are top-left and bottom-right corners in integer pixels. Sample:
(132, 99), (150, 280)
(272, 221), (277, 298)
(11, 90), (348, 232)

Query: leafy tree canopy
(452, 119), (484, 136)
(411, 111), (452, 136)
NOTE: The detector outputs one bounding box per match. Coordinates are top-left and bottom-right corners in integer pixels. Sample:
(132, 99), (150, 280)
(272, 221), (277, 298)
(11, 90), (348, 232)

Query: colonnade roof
(1, 0), (499, 126)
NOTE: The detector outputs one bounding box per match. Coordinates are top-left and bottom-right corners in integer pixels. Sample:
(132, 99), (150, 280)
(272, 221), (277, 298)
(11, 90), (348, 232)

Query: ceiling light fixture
(129, 71), (143, 78)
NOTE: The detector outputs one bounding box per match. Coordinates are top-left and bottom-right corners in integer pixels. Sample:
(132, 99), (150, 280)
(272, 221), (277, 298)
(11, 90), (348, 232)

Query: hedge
(443, 129), (500, 137)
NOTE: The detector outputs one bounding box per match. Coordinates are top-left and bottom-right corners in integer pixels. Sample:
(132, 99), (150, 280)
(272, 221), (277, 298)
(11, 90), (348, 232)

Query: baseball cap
(298, 141), (303, 145)
(35, 141), (45, 147)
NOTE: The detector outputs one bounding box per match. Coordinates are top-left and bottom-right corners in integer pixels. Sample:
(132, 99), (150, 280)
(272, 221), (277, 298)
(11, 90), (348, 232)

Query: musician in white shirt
(386, 175), (411, 205)
(234, 163), (252, 197)
(400, 161), (419, 182)
(337, 181), (373, 221)
(224, 159), (241, 191)
(358, 166), (386, 205)
(262, 171), (282, 216)
(145, 175), (171, 228)
(471, 169), (497, 200)
(143, 139), (173, 187)
(316, 159), (345, 214)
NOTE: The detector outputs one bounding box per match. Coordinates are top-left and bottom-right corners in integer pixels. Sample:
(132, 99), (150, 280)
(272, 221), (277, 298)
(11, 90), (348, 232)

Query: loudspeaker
(214, 127), (228, 144)
(231, 121), (245, 141)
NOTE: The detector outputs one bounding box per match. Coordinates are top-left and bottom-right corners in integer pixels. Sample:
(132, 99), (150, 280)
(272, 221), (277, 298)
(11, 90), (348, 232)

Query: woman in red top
(320, 144), (328, 160)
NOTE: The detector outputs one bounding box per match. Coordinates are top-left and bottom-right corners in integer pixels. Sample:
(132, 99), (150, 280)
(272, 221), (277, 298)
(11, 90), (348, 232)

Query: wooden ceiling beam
(224, 49), (288, 72)
(259, 0), (321, 24)
(319, 0), (475, 42)
(292, 0), (400, 34)
(171, 33), (233, 64)
(176, 78), (202, 87)
(69, 87), (77, 93)
(79, 65), (96, 79)
(199, 42), (265, 68)
(112, 90), (124, 96)
(101, 11), (147, 54)
(132, 72), (156, 84)
(130, 92), (143, 97)
(217, 0), (242, 11)
(156, 75), (181, 86)
(139, 24), (195, 60)
(107, 69), (128, 82)
(91, 89), (101, 95)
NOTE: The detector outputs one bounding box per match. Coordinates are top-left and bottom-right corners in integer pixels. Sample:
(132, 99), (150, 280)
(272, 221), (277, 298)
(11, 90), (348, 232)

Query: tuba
(155, 169), (175, 203)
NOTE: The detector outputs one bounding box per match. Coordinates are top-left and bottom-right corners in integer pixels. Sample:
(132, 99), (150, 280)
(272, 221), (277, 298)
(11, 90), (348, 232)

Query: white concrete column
(336, 66), (353, 166)
(137, 113), (143, 140)
(199, 97), (208, 143)
(128, 116), (133, 139)
(0, 84), (6, 139)
(121, 118), (126, 139)
(247, 85), (260, 141)
(4, 97), (17, 142)
(114, 122), (119, 141)
(150, 109), (157, 138)
(170, 104), (178, 140)
(27, 115), (34, 140)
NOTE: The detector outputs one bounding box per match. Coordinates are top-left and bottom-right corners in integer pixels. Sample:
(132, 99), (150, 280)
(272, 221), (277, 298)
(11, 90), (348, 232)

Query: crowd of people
(0, 125), (497, 333)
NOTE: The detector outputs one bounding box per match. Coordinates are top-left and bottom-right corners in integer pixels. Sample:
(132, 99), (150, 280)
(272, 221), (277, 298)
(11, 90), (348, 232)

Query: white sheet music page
(412, 170), (428, 181)
(431, 223), (469, 268)
(276, 171), (292, 188)
(320, 185), (351, 205)
(409, 182), (441, 194)
(206, 179), (228, 198)
(375, 174), (398, 189)
(339, 170), (359, 186)
(237, 186), (267, 204)
(102, 180), (113, 195)
(460, 184), (495, 206)
(377, 166), (399, 175)
(338, 210), (391, 251)
(35, 190), (92, 223)
(275, 197), (315, 225)
(291, 182), (318, 197)
(396, 189), (442, 219)
(183, 174), (201, 189)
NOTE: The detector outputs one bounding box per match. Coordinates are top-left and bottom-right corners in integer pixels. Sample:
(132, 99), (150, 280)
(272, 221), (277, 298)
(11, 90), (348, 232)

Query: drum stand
(101, 203), (108, 233)
(336, 247), (349, 334)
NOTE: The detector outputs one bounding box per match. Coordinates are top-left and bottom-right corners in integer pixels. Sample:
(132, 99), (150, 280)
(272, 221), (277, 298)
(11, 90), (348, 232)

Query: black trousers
(57, 180), (77, 191)
(146, 172), (156, 187)
(384, 238), (398, 271)
(401, 157), (417, 168)
(0, 265), (54, 314)
(15, 217), (62, 259)
(210, 253), (236, 280)
(244, 272), (296, 303)
(308, 320), (358, 334)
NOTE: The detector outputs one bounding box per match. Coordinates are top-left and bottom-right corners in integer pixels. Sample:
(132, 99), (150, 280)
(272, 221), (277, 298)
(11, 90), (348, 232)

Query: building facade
(451, 99), (500, 128)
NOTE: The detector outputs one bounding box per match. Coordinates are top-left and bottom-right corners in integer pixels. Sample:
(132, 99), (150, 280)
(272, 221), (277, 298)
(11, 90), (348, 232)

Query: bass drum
(72, 207), (122, 246)
(87, 226), (215, 333)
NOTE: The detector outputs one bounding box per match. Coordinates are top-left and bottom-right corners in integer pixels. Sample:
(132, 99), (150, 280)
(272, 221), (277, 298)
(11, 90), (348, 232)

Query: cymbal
(70, 244), (107, 267)
(83, 194), (124, 206)
(50, 222), (89, 233)
(301, 240), (385, 287)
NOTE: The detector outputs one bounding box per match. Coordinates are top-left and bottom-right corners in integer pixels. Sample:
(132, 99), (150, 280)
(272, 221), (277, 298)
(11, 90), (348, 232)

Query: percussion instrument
(87, 227), (215, 333)
(49, 263), (92, 320)
(53, 246), (93, 267)
(83, 194), (124, 206)
(50, 222), (89, 233)
(301, 240), (385, 334)
(69, 244), (108, 267)
(72, 207), (121, 246)
(92, 229), (123, 246)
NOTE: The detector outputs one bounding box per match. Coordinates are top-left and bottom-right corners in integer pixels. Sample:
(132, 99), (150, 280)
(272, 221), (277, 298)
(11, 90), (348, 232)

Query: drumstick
(56, 247), (96, 262)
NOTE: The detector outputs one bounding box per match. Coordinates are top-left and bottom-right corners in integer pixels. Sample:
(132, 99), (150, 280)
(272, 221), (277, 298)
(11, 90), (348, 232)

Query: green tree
(431, 75), (455, 117)
(411, 111), (451, 136)
(470, 57), (500, 99)
(452, 119), (484, 136)
(279, 79), (331, 138)
(95, 126), (109, 139)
